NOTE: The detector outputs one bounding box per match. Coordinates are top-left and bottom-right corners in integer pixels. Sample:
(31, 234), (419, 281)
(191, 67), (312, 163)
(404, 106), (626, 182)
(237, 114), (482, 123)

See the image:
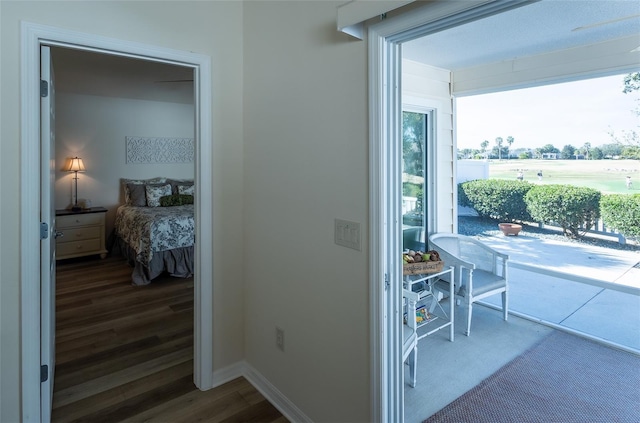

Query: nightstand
(55, 207), (108, 260)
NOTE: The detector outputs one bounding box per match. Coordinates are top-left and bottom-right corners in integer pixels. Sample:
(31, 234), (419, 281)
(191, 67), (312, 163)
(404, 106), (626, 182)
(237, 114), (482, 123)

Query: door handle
(55, 231), (64, 239)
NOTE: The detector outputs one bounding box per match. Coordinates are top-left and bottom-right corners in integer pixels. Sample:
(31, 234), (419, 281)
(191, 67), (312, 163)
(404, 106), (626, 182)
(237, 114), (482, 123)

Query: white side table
(403, 266), (455, 342)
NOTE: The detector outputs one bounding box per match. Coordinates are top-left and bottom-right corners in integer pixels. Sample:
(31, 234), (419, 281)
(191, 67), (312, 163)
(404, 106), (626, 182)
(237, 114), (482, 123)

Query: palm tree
(495, 137), (504, 160)
(583, 142), (591, 160)
(506, 136), (514, 160)
(480, 140), (489, 158)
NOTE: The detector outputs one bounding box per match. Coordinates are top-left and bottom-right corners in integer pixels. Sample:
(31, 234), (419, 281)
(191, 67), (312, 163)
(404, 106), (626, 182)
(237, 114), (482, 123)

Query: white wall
(55, 92), (195, 235)
(1, 2), (244, 421)
(457, 159), (489, 183)
(243, 2), (370, 421)
(402, 59), (456, 234)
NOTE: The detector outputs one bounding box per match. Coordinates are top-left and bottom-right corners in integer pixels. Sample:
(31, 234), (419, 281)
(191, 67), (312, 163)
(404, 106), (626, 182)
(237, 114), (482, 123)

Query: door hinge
(40, 80), (48, 97)
(40, 222), (49, 240)
(41, 365), (48, 383)
(384, 273), (390, 291)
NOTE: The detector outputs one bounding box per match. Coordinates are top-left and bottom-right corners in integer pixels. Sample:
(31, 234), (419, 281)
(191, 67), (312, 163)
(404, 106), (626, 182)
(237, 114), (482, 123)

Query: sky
(455, 74), (640, 151)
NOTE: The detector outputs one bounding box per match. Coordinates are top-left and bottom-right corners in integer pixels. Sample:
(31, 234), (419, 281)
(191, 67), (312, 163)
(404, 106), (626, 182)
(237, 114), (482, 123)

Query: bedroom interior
(51, 46), (196, 241)
(52, 46), (197, 284)
(51, 46), (203, 413)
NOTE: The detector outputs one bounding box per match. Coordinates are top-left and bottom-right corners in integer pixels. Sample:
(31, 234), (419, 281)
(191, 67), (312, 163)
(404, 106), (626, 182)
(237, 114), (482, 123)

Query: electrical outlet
(276, 327), (284, 351)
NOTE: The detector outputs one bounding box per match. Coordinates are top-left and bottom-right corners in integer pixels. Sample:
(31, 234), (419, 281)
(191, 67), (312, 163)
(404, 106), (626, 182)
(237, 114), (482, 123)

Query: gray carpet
(424, 330), (640, 423)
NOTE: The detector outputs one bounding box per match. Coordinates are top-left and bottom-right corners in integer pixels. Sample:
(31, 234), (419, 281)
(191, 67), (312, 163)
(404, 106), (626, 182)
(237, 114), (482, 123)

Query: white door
(40, 45), (56, 422)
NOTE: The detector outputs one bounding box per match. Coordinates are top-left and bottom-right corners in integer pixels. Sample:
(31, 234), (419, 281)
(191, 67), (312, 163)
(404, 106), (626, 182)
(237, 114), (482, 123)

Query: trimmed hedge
(524, 185), (601, 238)
(458, 179), (533, 222)
(600, 194), (640, 239)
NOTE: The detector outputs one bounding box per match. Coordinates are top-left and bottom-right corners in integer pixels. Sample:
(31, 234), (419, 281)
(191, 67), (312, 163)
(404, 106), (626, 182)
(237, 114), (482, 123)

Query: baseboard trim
(211, 361), (245, 387)
(211, 361), (312, 423)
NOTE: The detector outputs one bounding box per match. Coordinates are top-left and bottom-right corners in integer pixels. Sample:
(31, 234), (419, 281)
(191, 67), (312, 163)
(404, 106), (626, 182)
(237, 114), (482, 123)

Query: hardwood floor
(53, 255), (286, 423)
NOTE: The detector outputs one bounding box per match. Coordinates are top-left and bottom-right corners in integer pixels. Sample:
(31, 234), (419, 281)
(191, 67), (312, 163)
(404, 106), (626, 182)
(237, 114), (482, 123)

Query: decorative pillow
(168, 179), (194, 195)
(127, 183), (170, 206)
(126, 184), (148, 207)
(159, 194), (194, 207)
(145, 184), (172, 207)
(122, 177), (167, 205)
(177, 184), (195, 196)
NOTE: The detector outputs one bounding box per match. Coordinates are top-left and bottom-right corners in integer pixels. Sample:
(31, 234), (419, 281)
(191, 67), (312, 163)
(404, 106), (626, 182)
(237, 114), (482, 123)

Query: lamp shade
(65, 157), (85, 172)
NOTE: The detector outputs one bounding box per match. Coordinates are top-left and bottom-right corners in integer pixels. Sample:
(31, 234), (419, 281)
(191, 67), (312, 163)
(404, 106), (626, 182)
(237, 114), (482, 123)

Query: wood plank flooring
(53, 255), (286, 423)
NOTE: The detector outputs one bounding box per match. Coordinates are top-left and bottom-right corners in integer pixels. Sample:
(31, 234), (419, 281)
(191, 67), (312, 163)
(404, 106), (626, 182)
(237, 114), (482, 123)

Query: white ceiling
(403, 0), (640, 70)
(52, 47), (194, 104)
(51, 0), (639, 103)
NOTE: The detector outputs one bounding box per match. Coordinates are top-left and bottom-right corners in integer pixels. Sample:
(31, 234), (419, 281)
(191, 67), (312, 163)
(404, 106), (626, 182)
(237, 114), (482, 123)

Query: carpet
(424, 330), (640, 423)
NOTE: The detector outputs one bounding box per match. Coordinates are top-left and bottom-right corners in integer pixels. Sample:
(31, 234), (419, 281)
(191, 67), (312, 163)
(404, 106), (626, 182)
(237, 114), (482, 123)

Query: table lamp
(65, 157), (85, 211)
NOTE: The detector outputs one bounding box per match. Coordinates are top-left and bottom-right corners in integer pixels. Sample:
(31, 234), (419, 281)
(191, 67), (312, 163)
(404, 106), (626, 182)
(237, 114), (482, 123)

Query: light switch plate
(335, 218), (361, 251)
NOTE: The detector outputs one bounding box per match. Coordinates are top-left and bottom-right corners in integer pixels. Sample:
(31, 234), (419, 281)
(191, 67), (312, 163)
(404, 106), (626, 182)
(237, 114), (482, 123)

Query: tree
(583, 142), (591, 160)
(402, 112), (424, 176)
(506, 136), (515, 159)
(458, 148), (475, 159)
(600, 143), (622, 158)
(608, 72), (640, 160)
(540, 144), (559, 154)
(561, 144), (576, 160)
(495, 137), (504, 160)
(480, 139), (489, 156)
(622, 144), (640, 159)
(490, 145), (509, 160)
(590, 147), (603, 160)
(622, 72), (640, 94)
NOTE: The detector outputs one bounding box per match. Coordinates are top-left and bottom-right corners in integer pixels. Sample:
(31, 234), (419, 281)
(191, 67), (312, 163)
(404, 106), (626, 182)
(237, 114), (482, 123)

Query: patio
(478, 231), (640, 351)
(404, 230), (640, 422)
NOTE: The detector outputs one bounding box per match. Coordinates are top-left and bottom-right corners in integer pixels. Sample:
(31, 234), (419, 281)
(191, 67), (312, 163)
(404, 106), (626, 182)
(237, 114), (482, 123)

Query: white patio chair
(402, 288), (419, 387)
(428, 233), (509, 336)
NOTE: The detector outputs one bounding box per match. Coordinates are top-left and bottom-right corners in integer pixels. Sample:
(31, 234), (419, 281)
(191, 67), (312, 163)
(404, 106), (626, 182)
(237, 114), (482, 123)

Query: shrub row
(457, 179), (639, 239)
(458, 179), (533, 222)
(600, 194), (640, 238)
(525, 185), (600, 238)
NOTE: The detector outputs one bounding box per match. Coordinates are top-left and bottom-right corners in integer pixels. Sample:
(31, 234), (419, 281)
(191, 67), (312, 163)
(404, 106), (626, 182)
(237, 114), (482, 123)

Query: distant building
(542, 153), (558, 159)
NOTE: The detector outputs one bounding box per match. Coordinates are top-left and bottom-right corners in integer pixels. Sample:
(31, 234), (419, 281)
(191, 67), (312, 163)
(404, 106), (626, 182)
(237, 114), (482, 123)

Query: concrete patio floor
(479, 231), (640, 351)
(404, 231), (640, 422)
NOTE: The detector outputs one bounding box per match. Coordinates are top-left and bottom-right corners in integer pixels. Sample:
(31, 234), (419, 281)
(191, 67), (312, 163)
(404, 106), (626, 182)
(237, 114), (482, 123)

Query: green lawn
(488, 159), (640, 194)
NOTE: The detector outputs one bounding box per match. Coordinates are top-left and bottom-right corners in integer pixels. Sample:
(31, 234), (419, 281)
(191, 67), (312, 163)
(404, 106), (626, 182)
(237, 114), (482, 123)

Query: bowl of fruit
(402, 249), (444, 275)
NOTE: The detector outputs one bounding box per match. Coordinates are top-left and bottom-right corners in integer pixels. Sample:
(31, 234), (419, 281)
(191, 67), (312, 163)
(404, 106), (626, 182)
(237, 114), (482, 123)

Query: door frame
(39, 44), (57, 420)
(367, 1), (534, 420)
(20, 22), (214, 421)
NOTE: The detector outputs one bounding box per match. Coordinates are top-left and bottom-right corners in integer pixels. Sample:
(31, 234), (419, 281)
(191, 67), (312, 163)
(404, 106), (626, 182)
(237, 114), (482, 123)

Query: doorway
(50, 46), (196, 417)
(370, 0), (639, 420)
(368, 2), (534, 421)
(21, 22), (213, 421)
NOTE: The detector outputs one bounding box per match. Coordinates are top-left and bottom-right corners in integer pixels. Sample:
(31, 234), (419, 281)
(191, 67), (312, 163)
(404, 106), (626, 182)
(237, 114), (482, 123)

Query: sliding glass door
(402, 111), (428, 252)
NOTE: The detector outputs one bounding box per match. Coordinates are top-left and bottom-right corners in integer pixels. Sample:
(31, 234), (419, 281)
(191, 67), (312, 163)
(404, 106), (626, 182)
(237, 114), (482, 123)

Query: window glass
(402, 111), (426, 251)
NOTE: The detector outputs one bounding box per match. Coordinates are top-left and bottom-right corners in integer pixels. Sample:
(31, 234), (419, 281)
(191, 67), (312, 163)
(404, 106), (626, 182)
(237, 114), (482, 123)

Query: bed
(115, 177), (195, 285)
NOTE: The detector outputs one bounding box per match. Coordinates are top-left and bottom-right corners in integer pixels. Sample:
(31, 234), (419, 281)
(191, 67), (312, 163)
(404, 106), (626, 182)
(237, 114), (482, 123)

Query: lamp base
(71, 205), (82, 212)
